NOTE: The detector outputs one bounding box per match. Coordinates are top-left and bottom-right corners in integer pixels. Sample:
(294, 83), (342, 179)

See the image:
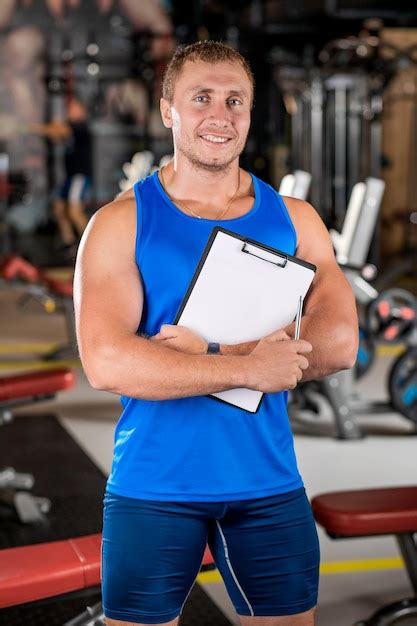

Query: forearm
(220, 339), (258, 356)
(84, 334), (251, 400)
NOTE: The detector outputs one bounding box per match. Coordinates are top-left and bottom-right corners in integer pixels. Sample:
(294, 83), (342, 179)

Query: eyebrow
(187, 86), (249, 99)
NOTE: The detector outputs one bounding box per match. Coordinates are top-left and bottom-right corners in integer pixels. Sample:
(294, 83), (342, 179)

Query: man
(74, 41), (358, 626)
(50, 96), (92, 255)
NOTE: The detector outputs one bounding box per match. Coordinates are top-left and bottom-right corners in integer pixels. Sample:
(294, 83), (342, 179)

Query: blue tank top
(106, 171), (303, 502)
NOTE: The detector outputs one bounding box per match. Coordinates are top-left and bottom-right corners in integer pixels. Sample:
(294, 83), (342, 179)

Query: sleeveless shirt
(106, 171), (303, 501)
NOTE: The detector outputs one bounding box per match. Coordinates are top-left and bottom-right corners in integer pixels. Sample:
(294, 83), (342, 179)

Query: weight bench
(0, 255), (77, 360)
(312, 486), (417, 625)
(0, 368), (75, 523)
(0, 533), (215, 625)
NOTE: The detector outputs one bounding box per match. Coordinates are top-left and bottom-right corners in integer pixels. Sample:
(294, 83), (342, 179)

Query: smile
(200, 134), (232, 144)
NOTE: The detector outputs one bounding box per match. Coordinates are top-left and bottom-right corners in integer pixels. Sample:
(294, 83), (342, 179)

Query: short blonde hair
(162, 41), (255, 106)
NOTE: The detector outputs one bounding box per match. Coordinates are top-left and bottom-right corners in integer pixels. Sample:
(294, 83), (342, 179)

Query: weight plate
(366, 288), (416, 344)
(388, 347), (417, 423)
(355, 326), (375, 379)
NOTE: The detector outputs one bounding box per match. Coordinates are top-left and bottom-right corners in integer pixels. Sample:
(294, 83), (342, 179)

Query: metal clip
(241, 242), (287, 267)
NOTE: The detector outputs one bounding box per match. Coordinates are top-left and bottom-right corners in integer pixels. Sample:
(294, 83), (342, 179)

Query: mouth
(199, 134), (234, 145)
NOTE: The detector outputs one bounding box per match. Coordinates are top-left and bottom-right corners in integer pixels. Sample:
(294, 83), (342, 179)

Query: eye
(228, 98), (243, 106)
(194, 95), (209, 103)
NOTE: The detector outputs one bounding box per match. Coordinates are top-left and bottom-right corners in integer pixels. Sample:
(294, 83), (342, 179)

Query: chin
(193, 154), (237, 172)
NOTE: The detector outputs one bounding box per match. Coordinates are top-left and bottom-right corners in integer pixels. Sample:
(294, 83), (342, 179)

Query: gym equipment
(312, 486), (417, 625)
(0, 534), (102, 608)
(0, 255), (77, 360)
(355, 326), (376, 380)
(0, 368), (75, 523)
(389, 348), (417, 423)
(338, 177), (384, 271)
(290, 324), (417, 440)
(289, 172), (417, 438)
(0, 153), (28, 255)
(330, 176), (385, 304)
(329, 181), (366, 264)
(118, 150), (172, 192)
(275, 27), (417, 248)
(0, 533), (215, 624)
(276, 66), (383, 230)
(366, 289), (416, 344)
(278, 170), (312, 200)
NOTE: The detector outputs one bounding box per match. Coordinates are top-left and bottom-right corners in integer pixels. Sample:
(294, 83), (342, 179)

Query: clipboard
(174, 227), (316, 412)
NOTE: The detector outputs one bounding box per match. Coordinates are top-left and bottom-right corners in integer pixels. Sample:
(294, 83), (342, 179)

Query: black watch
(207, 342), (221, 354)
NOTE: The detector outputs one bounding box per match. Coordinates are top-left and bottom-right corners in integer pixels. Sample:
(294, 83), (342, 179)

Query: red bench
(0, 255), (73, 297)
(0, 368), (76, 523)
(312, 486), (417, 625)
(0, 368), (75, 404)
(0, 534), (214, 608)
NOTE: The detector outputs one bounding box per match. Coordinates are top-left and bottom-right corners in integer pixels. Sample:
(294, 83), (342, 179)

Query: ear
(160, 98), (173, 129)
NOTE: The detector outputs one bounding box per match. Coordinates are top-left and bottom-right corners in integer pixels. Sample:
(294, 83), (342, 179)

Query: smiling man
(74, 42), (358, 626)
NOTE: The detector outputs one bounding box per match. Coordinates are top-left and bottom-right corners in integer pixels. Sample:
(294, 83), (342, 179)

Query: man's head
(162, 41), (255, 106)
(160, 41), (254, 172)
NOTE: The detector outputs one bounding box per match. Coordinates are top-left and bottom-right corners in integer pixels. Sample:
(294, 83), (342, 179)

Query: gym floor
(1, 278), (416, 626)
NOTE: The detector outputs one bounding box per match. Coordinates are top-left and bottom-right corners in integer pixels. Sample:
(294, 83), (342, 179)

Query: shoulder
(280, 197), (333, 259)
(86, 196), (137, 243)
(114, 186), (135, 202)
(281, 197), (322, 227)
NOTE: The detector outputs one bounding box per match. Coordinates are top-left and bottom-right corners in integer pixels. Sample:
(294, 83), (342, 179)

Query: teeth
(202, 135), (229, 143)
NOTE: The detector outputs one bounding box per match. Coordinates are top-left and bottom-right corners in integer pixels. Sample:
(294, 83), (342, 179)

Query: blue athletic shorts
(101, 487), (320, 624)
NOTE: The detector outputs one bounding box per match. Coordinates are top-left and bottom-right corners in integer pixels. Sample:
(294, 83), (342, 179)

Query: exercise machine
(0, 255), (77, 360)
(0, 533), (215, 624)
(289, 177), (417, 438)
(278, 170), (312, 200)
(0, 368), (75, 523)
(312, 486), (417, 625)
(275, 25), (417, 251)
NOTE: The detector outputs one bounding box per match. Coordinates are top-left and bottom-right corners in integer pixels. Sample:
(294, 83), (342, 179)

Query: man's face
(161, 60), (252, 172)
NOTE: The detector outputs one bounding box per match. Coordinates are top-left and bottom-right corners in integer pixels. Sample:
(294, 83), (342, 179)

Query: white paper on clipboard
(174, 227), (316, 412)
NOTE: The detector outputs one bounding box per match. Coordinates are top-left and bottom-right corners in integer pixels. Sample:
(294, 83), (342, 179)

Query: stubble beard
(177, 136), (246, 174)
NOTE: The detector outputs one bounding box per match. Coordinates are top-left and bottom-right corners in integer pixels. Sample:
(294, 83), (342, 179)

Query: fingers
(298, 355), (310, 370)
(150, 324), (177, 341)
(294, 339), (313, 353)
(158, 324), (178, 338)
(265, 329), (291, 342)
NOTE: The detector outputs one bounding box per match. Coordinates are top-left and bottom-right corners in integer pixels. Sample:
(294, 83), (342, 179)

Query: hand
(247, 329), (312, 393)
(151, 324), (208, 355)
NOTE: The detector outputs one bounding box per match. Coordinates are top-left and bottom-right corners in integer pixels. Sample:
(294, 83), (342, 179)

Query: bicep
(304, 261), (356, 320)
(73, 203), (142, 364)
(288, 200), (356, 318)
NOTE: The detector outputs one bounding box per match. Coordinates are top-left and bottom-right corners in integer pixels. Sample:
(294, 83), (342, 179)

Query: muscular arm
(74, 200), (311, 400)
(282, 198), (358, 380)
(154, 199), (358, 382)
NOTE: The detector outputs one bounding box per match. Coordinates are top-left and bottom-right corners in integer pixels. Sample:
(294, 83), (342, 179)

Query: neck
(165, 157), (240, 201)
(159, 159), (243, 220)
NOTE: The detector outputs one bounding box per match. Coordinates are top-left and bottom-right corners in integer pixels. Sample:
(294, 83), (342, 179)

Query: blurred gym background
(0, 2), (416, 625)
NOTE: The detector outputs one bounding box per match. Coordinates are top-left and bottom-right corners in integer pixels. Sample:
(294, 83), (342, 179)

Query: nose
(207, 100), (231, 127)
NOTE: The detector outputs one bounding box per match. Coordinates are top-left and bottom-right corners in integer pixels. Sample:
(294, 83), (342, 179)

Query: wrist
(219, 340), (258, 356)
(236, 352), (257, 389)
